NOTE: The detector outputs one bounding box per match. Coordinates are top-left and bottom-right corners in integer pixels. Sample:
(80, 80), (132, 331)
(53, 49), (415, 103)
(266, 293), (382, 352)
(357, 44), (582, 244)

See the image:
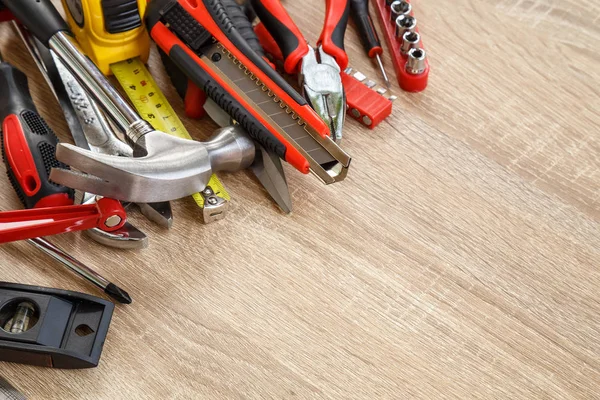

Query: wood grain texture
(0, 0), (599, 398)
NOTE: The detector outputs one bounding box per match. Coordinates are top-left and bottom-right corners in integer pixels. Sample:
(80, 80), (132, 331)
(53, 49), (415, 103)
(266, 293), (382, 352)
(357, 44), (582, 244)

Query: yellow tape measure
(111, 57), (230, 211)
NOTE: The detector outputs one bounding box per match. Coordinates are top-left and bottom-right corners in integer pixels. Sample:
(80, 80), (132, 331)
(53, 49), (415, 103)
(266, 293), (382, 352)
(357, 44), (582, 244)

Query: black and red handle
(250, 0), (309, 74)
(0, 59), (74, 209)
(349, 0), (383, 58)
(318, 0), (350, 69)
(224, 0), (265, 57)
(159, 0), (267, 120)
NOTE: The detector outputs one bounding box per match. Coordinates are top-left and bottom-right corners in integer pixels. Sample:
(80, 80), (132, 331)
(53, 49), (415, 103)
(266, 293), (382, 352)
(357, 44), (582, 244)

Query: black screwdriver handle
(2, 0), (70, 46)
(0, 61), (74, 209)
(350, 0), (383, 58)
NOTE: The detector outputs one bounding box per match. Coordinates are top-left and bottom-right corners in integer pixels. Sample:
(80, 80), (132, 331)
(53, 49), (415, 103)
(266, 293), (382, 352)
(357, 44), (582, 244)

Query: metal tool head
(406, 48), (427, 75)
(50, 131), (211, 203)
(50, 127), (255, 203)
(299, 46), (346, 142)
(136, 202), (173, 229)
(400, 31), (421, 55)
(85, 223), (149, 249)
(251, 144), (292, 214)
(54, 58), (134, 158)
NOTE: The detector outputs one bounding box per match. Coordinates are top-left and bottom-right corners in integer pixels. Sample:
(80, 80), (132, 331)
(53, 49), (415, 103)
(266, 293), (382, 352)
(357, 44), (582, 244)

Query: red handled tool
(255, 23), (394, 129)
(159, 0), (272, 120)
(0, 50), (127, 244)
(250, 0), (349, 141)
(0, 49), (74, 209)
(251, 0), (350, 73)
(0, 198), (126, 244)
(0, 48), (74, 208)
(145, 0), (350, 184)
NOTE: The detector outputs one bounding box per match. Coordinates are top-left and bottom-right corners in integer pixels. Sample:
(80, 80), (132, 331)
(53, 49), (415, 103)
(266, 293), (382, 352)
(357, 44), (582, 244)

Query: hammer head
(50, 127), (255, 203)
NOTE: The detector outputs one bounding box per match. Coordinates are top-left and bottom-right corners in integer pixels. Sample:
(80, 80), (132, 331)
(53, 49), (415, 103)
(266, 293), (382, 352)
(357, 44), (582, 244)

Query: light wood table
(0, 0), (599, 398)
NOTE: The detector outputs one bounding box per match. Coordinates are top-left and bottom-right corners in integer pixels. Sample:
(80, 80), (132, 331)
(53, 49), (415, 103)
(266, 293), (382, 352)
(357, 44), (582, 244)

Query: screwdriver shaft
(26, 238), (132, 304)
(375, 54), (391, 87)
(28, 238), (109, 287)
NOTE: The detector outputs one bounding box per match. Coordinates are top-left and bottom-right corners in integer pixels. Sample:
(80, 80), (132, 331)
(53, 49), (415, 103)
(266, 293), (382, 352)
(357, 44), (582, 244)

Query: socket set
(343, 67), (396, 129)
(374, 0), (429, 92)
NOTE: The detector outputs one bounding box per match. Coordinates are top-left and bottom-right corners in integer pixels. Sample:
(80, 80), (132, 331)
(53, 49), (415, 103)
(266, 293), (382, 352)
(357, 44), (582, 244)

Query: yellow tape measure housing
(62, 0), (150, 75)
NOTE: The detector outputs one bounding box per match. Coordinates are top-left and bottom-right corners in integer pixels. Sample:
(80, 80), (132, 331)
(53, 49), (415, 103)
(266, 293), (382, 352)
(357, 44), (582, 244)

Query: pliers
(250, 0), (350, 142)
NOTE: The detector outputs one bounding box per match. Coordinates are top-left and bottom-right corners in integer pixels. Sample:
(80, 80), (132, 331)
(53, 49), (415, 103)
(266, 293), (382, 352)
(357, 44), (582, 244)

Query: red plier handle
(250, 0), (309, 74)
(251, 0), (349, 74)
(318, 0), (350, 70)
(0, 198), (127, 244)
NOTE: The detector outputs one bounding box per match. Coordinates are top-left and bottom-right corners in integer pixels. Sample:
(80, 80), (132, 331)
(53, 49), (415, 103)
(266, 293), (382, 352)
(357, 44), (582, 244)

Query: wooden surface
(1, 0), (599, 398)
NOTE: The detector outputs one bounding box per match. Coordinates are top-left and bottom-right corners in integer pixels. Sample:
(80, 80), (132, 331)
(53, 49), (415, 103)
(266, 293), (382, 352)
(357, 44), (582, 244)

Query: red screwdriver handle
(0, 60), (74, 210)
(0, 198), (127, 244)
(318, 0), (350, 70)
(250, 0), (309, 74)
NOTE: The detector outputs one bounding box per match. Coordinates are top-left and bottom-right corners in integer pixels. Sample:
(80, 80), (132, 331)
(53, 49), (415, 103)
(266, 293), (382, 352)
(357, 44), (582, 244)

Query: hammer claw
(56, 143), (143, 177)
(49, 168), (121, 199)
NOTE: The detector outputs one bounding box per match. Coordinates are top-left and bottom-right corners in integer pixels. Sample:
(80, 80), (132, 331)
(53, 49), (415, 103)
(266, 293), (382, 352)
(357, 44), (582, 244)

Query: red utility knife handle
(158, 0), (270, 120)
(318, 0), (350, 70)
(0, 198), (127, 244)
(0, 61), (74, 209)
(250, 0), (309, 74)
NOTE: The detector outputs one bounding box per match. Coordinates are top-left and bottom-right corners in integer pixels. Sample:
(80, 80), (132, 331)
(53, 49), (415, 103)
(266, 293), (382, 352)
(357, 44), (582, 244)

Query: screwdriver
(0, 49), (132, 304)
(350, 0), (391, 87)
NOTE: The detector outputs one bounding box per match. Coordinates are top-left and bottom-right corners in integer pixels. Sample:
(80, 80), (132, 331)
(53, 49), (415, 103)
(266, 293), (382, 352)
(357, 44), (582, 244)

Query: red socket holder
(373, 0), (429, 92)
